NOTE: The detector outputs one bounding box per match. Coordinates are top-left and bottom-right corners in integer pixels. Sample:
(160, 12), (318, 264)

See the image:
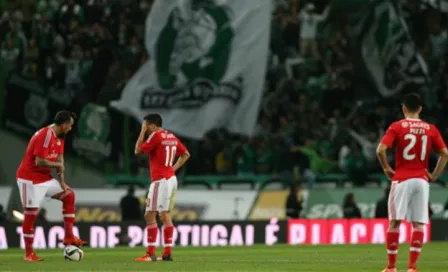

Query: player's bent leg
(135, 211), (158, 262)
(51, 189), (87, 247)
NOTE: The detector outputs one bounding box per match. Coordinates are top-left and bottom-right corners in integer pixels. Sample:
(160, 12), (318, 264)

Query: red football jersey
(140, 129), (187, 182)
(17, 126), (65, 184)
(381, 118), (446, 182)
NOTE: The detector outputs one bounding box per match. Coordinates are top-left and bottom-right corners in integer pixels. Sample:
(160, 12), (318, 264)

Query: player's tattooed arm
(35, 156), (63, 170)
(56, 155), (65, 175)
(376, 143), (395, 179)
(173, 151), (191, 172)
(55, 155), (71, 192)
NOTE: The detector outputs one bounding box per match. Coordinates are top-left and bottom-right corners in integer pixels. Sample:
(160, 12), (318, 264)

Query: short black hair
(144, 113), (162, 127)
(402, 93), (422, 113)
(54, 110), (76, 125)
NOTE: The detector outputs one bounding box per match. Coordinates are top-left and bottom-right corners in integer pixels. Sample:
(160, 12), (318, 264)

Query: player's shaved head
(144, 113), (162, 127)
(54, 110), (76, 125)
(53, 110), (76, 138)
(402, 93), (422, 113)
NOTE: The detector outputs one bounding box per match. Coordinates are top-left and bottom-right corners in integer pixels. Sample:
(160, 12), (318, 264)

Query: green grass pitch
(1, 243), (448, 271)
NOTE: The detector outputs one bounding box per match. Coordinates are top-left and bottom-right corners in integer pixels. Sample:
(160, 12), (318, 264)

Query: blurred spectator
(342, 193), (362, 218)
(65, 45), (84, 93)
(344, 143), (368, 186)
(1, 37), (20, 70)
(0, 205), (6, 222)
(255, 140), (274, 174)
(285, 184), (302, 218)
(297, 3), (328, 58)
(233, 141), (255, 176)
(215, 146), (233, 175)
(23, 38), (39, 75)
(427, 10), (447, 58)
(375, 187), (390, 218)
(37, 0), (60, 21)
(120, 186), (141, 222)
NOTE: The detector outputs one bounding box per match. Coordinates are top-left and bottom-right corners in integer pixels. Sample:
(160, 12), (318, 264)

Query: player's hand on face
(141, 122), (148, 133)
(383, 167), (395, 180)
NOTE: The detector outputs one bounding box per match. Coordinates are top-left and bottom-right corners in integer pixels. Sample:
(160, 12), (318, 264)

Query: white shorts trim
(145, 176), (178, 212)
(17, 178), (64, 208)
(388, 178), (429, 224)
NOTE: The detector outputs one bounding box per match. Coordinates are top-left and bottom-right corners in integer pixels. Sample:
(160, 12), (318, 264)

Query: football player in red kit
(376, 93), (448, 272)
(16, 111), (87, 262)
(134, 113), (190, 262)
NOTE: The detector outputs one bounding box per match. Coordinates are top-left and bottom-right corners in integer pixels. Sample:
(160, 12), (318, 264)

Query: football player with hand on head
(134, 113), (190, 262)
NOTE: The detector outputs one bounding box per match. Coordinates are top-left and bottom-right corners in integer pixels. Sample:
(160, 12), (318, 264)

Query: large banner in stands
(72, 103), (113, 164)
(0, 220), (286, 249)
(2, 73), (73, 137)
(110, 0), (271, 139)
(249, 188), (448, 220)
(357, 0), (429, 97)
(42, 189), (257, 222)
(287, 219), (431, 245)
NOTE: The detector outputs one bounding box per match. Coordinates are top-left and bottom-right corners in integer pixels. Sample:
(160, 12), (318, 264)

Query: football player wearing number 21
(376, 93), (448, 272)
(134, 113), (190, 262)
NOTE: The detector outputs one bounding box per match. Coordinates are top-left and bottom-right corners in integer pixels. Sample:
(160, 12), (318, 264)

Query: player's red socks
(408, 230), (424, 269)
(386, 231), (400, 268)
(23, 208), (38, 255)
(147, 223), (158, 256)
(60, 190), (76, 239)
(162, 225), (174, 256)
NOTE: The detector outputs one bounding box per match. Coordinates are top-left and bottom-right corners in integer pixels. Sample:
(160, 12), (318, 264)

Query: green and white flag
(358, 0), (429, 97)
(111, 0), (271, 139)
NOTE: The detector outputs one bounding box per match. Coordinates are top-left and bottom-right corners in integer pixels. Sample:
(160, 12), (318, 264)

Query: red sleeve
(432, 125), (446, 152)
(381, 123), (398, 148)
(176, 141), (187, 156)
(140, 132), (159, 154)
(33, 130), (50, 158)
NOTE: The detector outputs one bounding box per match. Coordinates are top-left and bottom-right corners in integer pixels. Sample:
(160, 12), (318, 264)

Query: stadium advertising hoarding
(287, 219), (431, 245)
(42, 189), (258, 222)
(0, 220), (286, 249)
(249, 188), (448, 220)
(1, 219), (445, 249)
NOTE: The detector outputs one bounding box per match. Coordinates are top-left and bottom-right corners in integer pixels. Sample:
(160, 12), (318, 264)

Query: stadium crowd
(1, 0), (448, 187)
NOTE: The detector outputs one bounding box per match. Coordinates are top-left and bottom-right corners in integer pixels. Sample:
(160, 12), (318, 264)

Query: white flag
(359, 0), (429, 97)
(110, 0), (271, 139)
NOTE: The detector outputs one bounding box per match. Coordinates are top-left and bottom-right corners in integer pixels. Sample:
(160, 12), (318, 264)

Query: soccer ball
(64, 245), (84, 261)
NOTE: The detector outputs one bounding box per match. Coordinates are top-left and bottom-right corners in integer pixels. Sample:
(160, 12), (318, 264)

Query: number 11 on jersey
(165, 146), (177, 166)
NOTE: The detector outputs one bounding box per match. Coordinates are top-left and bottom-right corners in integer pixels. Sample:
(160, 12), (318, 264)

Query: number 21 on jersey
(403, 134), (427, 161)
(165, 146), (177, 166)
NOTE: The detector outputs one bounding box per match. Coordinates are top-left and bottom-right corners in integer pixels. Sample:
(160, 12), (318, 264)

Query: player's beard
(57, 131), (67, 139)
